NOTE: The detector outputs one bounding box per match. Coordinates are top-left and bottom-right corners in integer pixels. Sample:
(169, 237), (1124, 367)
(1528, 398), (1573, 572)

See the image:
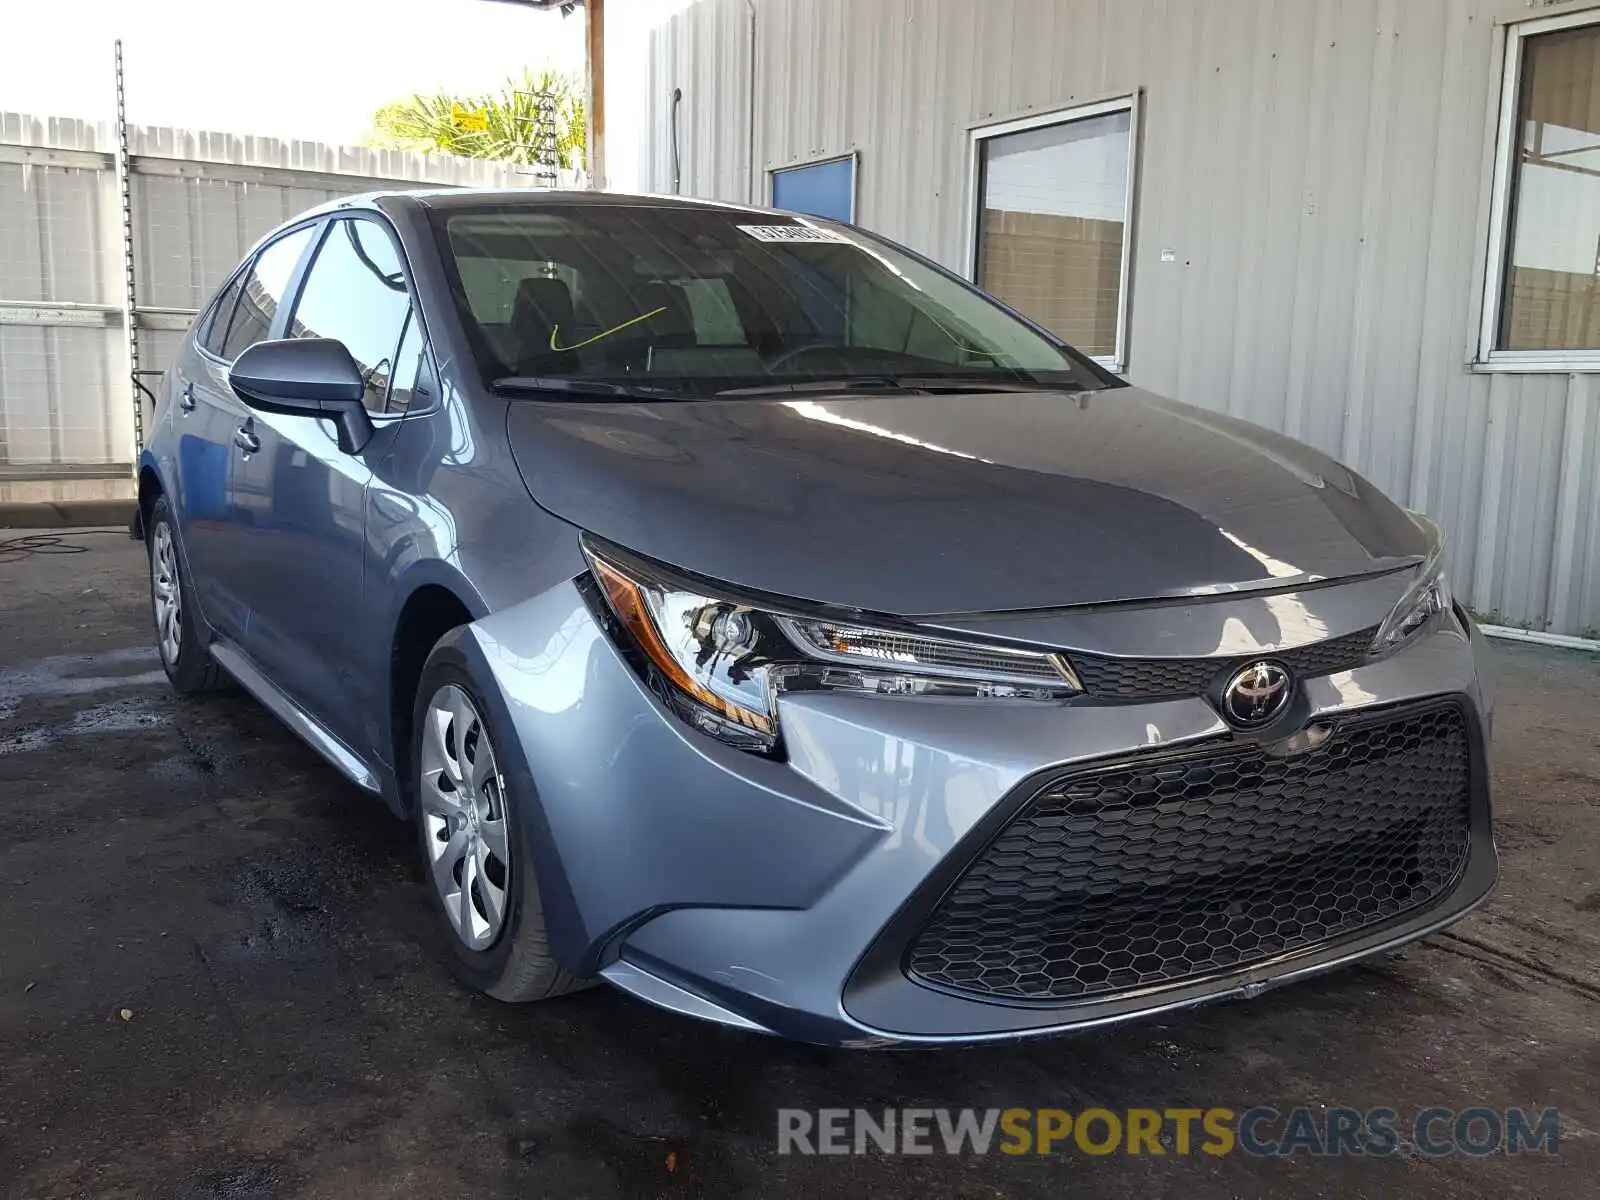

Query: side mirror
(229, 338), (375, 454)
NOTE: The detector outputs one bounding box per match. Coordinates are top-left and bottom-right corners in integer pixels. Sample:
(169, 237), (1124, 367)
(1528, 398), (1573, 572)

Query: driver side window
(287, 218), (413, 412)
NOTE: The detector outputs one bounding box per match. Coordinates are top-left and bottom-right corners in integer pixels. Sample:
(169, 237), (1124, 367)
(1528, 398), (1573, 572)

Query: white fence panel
(0, 111), (531, 480)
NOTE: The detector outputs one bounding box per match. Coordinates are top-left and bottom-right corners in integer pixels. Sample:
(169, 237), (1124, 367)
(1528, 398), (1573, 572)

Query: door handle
(233, 424), (260, 455)
(178, 383), (196, 414)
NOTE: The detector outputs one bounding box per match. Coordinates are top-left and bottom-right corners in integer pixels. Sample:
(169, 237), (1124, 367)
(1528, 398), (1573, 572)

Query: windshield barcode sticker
(736, 224), (852, 244)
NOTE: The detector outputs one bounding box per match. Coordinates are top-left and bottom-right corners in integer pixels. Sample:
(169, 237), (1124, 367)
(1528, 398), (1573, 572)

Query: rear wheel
(146, 496), (225, 693)
(412, 645), (588, 1002)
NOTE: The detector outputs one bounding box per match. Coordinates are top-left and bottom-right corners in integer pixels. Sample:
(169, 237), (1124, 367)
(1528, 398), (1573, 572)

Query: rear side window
(216, 225), (315, 361)
(288, 218), (412, 412)
(200, 273), (247, 356)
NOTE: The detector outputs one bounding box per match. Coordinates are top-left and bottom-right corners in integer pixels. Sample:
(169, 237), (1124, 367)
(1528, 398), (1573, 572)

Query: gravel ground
(0, 528), (1595, 1198)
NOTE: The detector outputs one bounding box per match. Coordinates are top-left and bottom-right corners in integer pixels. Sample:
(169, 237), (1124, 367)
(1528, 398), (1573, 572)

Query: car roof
(328, 188), (786, 219)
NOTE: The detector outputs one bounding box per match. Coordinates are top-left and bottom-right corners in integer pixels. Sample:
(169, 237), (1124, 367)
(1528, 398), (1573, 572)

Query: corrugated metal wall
(0, 116), (118, 473)
(0, 112), (525, 480)
(647, 0), (1600, 637)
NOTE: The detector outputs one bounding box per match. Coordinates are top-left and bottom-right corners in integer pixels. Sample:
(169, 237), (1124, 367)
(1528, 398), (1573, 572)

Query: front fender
(465, 579), (886, 975)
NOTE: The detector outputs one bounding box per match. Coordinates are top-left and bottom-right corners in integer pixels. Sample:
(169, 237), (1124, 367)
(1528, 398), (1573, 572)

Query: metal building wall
(0, 112), (524, 482)
(648, 0), (1600, 638)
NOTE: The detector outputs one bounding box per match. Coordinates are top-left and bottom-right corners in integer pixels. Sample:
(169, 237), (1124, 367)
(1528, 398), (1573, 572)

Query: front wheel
(412, 643), (588, 1002)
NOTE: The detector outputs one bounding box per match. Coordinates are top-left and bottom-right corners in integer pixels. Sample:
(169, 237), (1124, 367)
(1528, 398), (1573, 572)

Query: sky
(0, 0), (692, 175)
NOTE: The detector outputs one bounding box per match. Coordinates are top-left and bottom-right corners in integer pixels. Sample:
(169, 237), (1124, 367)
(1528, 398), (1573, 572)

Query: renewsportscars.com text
(777, 1106), (1560, 1158)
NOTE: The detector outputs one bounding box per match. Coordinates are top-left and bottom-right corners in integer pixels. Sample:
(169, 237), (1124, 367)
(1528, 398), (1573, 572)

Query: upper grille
(907, 701), (1473, 1003)
(1069, 625), (1380, 701)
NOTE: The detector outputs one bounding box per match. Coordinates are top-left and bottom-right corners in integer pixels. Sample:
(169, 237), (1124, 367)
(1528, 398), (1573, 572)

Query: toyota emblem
(1222, 661), (1292, 727)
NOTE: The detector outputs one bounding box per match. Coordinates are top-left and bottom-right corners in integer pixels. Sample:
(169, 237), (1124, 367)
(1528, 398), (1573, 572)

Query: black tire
(411, 638), (589, 1002)
(145, 495), (227, 694)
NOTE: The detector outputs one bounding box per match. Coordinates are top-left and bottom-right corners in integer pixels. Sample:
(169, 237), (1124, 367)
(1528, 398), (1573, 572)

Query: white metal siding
(0, 112), (528, 478)
(648, 0), (1600, 637)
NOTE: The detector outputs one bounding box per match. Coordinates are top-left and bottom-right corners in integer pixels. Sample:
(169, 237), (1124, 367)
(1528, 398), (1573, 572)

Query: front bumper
(468, 582), (1496, 1046)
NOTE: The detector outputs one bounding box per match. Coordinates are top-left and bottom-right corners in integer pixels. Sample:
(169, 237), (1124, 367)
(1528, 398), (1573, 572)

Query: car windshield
(430, 203), (1116, 398)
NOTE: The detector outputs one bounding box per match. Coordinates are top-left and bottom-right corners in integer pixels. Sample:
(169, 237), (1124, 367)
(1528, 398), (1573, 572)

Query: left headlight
(1372, 516), (1453, 655)
(584, 542), (1081, 755)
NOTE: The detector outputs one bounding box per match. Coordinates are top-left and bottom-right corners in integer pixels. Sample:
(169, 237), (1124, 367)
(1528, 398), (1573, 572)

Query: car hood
(506, 387), (1429, 617)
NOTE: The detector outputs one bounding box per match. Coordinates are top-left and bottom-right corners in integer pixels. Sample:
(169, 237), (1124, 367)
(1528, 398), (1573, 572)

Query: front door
(227, 216), (417, 752)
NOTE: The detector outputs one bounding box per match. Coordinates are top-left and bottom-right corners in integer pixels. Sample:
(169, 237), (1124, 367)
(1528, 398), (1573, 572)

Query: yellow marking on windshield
(549, 307), (669, 353)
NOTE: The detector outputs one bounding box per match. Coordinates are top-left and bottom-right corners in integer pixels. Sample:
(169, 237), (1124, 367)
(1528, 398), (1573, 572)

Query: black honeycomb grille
(907, 702), (1473, 1003)
(1069, 626), (1380, 701)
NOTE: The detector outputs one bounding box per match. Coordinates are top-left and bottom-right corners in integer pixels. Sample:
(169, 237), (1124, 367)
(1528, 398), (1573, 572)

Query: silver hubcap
(420, 685), (511, 951)
(151, 522), (182, 667)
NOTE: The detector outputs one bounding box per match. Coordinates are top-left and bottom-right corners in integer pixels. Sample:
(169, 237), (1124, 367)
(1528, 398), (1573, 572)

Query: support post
(586, 0), (605, 189)
(113, 40), (143, 463)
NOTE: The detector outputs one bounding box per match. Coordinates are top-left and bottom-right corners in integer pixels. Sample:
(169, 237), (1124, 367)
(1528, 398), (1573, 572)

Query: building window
(1484, 11), (1600, 367)
(770, 153), (857, 222)
(970, 97), (1138, 371)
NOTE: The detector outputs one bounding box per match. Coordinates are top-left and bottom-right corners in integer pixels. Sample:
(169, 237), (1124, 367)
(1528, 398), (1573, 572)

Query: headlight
(584, 543), (1081, 755)
(1372, 517), (1452, 654)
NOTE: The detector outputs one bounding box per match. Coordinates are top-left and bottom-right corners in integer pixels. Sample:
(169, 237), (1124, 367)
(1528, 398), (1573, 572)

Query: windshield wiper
(493, 373), (1077, 401)
(492, 375), (688, 400)
(713, 375), (1049, 398)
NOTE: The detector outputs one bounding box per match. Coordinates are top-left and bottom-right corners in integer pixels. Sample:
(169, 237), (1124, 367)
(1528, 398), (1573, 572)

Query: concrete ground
(0, 530), (1595, 1199)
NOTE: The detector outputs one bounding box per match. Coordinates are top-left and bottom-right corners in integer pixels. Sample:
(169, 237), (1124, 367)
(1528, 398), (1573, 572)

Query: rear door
(168, 271), (246, 634)
(226, 215), (415, 748)
(192, 223), (320, 641)
(173, 225), (315, 638)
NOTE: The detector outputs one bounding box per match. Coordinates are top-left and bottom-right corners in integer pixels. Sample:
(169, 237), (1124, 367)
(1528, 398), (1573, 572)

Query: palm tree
(367, 68), (586, 169)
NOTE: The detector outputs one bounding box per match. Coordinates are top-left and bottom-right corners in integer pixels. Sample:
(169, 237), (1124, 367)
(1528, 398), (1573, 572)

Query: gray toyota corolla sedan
(137, 190), (1496, 1046)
